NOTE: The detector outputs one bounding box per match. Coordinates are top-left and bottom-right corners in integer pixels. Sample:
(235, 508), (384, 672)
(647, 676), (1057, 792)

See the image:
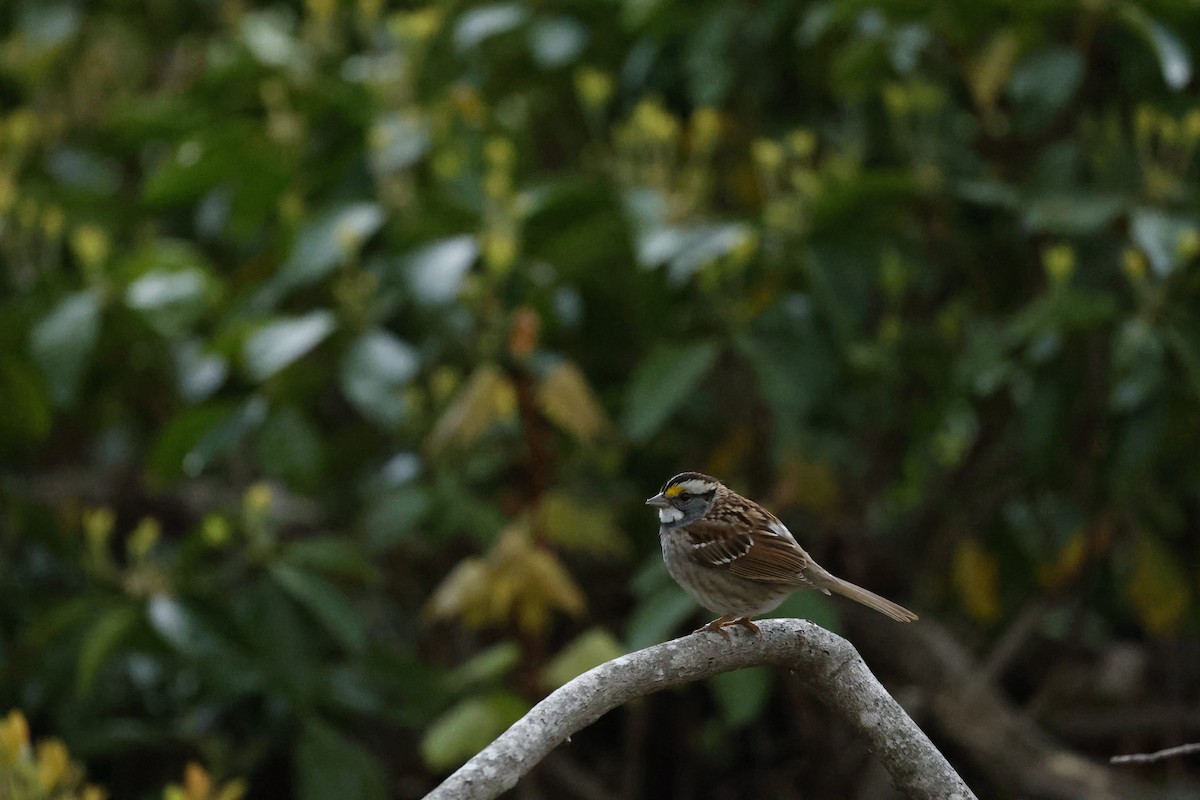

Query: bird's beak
(645, 493), (670, 508)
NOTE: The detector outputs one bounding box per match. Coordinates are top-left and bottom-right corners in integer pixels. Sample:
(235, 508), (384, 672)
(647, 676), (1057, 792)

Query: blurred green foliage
(2, 0), (1200, 797)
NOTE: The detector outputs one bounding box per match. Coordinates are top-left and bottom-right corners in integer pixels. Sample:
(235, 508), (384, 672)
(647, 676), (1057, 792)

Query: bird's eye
(678, 492), (692, 501)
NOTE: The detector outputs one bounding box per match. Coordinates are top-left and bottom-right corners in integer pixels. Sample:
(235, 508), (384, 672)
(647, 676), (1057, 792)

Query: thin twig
(1111, 742), (1200, 765)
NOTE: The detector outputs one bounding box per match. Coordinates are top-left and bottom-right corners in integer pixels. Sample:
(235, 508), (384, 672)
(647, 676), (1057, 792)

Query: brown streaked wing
(681, 518), (812, 584)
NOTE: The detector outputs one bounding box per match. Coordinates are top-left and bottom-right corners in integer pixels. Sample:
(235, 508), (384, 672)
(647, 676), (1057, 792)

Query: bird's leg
(730, 616), (760, 634)
(695, 615), (734, 638)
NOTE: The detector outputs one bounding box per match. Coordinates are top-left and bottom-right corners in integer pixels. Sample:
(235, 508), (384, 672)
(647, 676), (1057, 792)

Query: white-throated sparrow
(647, 472), (917, 637)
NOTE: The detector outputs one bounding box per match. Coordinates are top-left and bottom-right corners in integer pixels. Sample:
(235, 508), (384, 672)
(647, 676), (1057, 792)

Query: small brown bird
(647, 472), (917, 637)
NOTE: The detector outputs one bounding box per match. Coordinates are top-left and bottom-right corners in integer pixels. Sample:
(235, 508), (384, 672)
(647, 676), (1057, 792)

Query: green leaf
(172, 339), (228, 403)
(541, 628), (624, 689)
(269, 562), (367, 654)
(295, 719), (387, 800)
(149, 404), (235, 479)
(125, 267), (214, 337)
(1119, 3), (1192, 90)
(636, 223), (753, 285)
(182, 397), (268, 477)
(737, 295), (837, 443)
(29, 290), (101, 409)
(277, 203), (386, 291)
(1007, 46), (1083, 129)
(1022, 194), (1123, 235)
(708, 666), (771, 728)
(1110, 318), (1164, 412)
(0, 357), (51, 444)
(1130, 208), (1198, 278)
(149, 399), (267, 479)
(340, 329), (419, 428)
(257, 405), (325, 491)
(528, 17), (587, 69)
(453, 4), (528, 51)
(360, 485), (433, 551)
(446, 642), (522, 691)
(421, 691), (528, 770)
(405, 235), (478, 305)
(369, 113), (430, 173)
(624, 583), (697, 650)
(78, 605), (140, 694)
(243, 311), (336, 381)
(283, 537), (380, 582)
(622, 340), (719, 442)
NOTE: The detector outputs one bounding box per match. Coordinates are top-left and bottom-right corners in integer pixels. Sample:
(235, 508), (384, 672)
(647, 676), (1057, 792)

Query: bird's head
(645, 472), (721, 526)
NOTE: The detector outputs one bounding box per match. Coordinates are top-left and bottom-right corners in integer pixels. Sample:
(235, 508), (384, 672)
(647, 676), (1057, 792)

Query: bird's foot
(694, 615), (759, 638)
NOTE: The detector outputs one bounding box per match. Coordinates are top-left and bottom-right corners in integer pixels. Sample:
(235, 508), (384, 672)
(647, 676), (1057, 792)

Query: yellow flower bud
(0, 709), (30, 764)
(573, 67), (613, 111)
(70, 224), (111, 269)
(751, 138), (783, 173)
(37, 739), (70, 792)
(244, 482), (273, 516)
(1122, 248), (1148, 281)
(690, 107), (721, 153)
(127, 517), (162, 560)
(1042, 243), (1075, 283)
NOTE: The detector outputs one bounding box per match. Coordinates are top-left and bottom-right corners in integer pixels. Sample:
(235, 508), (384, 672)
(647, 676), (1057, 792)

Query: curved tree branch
(425, 619), (975, 800)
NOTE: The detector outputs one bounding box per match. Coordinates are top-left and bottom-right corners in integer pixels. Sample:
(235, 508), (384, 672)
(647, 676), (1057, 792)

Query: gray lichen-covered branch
(424, 619), (976, 800)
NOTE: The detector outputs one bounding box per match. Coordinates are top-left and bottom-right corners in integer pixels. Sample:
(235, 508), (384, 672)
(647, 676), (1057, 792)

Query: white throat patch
(658, 506), (684, 524)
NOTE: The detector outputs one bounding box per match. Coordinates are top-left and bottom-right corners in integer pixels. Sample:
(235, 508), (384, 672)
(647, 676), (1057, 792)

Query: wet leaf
(1022, 193), (1123, 235)
(454, 4), (528, 51)
(340, 329), (419, 428)
(30, 290), (101, 409)
(404, 235), (478, 305)
(369, 113), (430, 173)
(277, 203), (386, 291)
(172, 339), (228, 403)
(243, 311), (336, 382)
(1119, 3), (1192, 90)
(528, 17), (587, 69)
(1129, 208), (1198, 278)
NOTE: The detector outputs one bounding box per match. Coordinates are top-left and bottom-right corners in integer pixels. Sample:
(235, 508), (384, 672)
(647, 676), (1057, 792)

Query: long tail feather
(825, 575), (918, 622)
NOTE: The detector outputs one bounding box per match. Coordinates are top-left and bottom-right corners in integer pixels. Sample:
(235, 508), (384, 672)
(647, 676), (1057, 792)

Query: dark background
(2, 1), (1200, 798)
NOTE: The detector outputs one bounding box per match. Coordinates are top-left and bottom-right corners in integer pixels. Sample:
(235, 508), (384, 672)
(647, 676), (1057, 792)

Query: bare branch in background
(1112, 742), (1200, 765)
